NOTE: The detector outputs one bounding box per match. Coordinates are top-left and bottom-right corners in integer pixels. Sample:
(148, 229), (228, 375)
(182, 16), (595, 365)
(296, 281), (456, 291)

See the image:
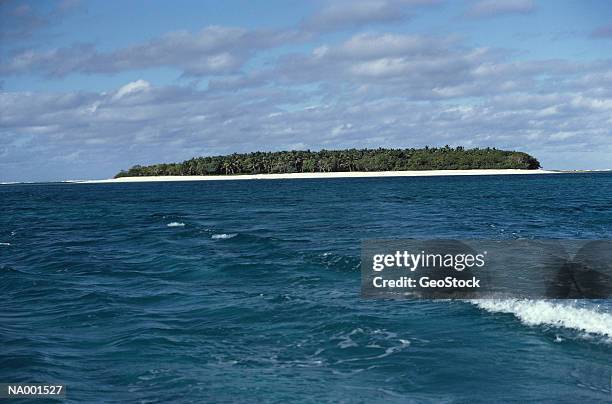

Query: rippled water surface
(1, 173), (611, 402)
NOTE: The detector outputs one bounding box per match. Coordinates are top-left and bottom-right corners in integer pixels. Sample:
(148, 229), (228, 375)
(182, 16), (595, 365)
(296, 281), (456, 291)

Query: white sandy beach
(73, 169), (563, 183)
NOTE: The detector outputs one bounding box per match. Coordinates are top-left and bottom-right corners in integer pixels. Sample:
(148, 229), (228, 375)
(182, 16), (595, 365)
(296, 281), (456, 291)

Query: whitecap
(470, 299), (612, 339)
(167, 222), (185, 227)
(0, 242), (10, 246)
(211, 233), (237, 239)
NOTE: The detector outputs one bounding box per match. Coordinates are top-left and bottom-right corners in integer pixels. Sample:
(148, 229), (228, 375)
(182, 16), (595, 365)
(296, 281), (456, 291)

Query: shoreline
(72, 169), (565, 184)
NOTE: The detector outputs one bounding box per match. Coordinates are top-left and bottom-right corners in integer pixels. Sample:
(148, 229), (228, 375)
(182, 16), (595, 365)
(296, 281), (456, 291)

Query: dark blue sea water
(1, 173), (611, 403)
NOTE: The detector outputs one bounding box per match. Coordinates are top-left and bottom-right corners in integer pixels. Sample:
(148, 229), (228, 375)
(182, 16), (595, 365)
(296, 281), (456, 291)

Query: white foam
(167, 222), (185, 227)
(0, 242), (10, 246)
(470, 299), (612, 339)
(211, 233), (237, 239)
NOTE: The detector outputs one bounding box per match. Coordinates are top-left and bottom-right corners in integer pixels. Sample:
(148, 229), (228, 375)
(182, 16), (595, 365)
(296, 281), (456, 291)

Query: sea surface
(1, 173), (611, 403)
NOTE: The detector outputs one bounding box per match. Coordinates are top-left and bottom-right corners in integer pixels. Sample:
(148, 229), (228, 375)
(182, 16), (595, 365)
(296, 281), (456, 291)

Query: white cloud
(113, 80), (151, 100)
(338, 32), (458, 58)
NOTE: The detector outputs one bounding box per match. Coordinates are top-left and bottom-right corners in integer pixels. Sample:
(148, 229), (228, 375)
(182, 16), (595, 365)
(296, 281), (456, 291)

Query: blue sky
(1, 0), (611, 181)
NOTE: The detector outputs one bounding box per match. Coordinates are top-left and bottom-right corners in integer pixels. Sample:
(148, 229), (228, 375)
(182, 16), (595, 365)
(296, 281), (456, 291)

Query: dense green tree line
(115, 147), (541, 178)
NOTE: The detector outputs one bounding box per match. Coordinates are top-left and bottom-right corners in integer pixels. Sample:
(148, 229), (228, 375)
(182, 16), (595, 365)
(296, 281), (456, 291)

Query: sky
(1, 0), (612, 181)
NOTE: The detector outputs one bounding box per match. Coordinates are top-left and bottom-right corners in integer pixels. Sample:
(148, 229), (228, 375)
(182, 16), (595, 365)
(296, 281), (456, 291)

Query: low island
(116, 147), (542, 177)
(76, 147), (559, 183)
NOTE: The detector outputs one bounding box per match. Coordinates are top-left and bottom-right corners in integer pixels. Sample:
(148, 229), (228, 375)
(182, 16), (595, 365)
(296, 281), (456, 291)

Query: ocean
(1, 173), (611, 402)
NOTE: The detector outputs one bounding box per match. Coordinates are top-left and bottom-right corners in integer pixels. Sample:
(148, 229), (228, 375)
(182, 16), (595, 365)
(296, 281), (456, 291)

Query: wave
(470, 299), (612, 340)
(166, 222), (185, 227)
(211, 233), (237, 239)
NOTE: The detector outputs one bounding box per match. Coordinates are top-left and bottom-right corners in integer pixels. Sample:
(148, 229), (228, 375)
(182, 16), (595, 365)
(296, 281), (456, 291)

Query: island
(115, 147), (541, 178)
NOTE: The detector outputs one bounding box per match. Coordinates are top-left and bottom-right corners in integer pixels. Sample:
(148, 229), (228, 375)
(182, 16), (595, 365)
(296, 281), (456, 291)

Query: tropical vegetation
(115, 147), (541, 177)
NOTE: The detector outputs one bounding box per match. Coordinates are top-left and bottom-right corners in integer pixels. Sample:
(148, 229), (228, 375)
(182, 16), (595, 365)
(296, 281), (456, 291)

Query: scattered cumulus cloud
(2, 30), (612, 180)
(1, 26), (298, 77)
(1, 0), (443, 79)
